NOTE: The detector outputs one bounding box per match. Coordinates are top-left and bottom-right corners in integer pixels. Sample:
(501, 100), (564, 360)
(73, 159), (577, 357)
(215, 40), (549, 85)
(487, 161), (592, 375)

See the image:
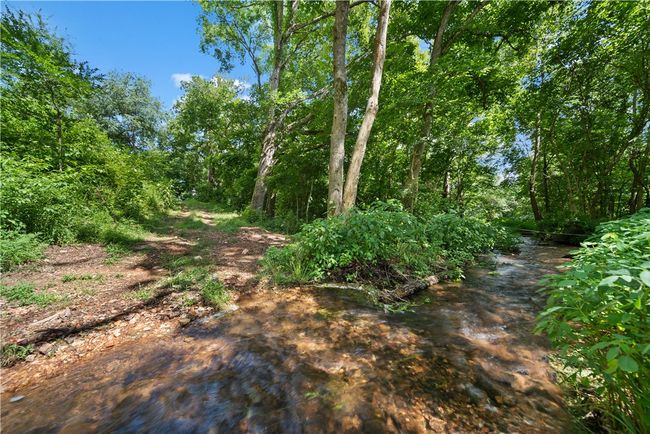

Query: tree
(1, 7), (98, 171)
(342, 0), (392, 212)
(327, 0), (350, 216)
(199, 0), (368, 215)
(84, 71), (166, 151)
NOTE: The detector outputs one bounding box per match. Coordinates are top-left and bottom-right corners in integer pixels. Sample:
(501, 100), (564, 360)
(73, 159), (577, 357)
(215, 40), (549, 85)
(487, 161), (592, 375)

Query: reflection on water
(2, 239), (573, 433)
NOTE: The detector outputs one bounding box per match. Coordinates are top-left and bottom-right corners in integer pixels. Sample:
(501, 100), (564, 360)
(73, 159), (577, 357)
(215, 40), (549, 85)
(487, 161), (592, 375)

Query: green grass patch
(1, 344), (34, 367)
(62, 273), (103, 283)
(177, 214), (210, 230)
(126, 285), (154, 301)
(213, 214), (247, 233)
(0, 282), (59, 306)
(0, 230), (45, 271)
(104, 243), (131, 265)
(163, 267), (210, 290)
(200, 278), (229, 307)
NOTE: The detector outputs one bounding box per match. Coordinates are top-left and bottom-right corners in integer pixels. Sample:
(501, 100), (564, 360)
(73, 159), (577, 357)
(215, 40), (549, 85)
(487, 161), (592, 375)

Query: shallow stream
(2, 239), (573, 433)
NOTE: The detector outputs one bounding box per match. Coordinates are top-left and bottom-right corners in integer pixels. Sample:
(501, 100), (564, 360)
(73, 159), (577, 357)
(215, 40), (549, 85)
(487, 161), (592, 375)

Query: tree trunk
(403, 0), (457, 210)
(327, 0), (350, 217)
(628, 138), (650, 214)
(342, 0), (391, 212)
(529, 113), (543, 222)
(442, 170), (451, 199)
(251, 1), (285, 213)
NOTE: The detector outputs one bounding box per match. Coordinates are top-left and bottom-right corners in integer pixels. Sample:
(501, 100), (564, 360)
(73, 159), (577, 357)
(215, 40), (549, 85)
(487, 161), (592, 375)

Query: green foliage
(164, 267), (210, 291)
(427, 212), (519, 276)
(128, 287), (154, 301)
(1, 344), (34, 367)
(0, 282), (59, 306)
(0, 10), (173, 253)
(0, 229), (45, 271)
(201, 279), (229, 307)
(62, 273), (102, 283)
(104, 243), (131, 265)
(536, 209), (650, 433)
(262, 201), (514, 286)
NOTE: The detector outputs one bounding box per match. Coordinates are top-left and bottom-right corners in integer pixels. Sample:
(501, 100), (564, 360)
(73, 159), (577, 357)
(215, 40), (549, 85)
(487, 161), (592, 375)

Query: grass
(62, 273), (103, 283)
(126, 285), (154, 301)
(0, 282), (59, 306)
(177, 213), (210, 230)
(163, 267), (210, 290)
(201, 279), (229, 307)
(0, 231), (45, 271)
(1, 344), (33, 367)
(104, 243), (131, 265)
(214, 214), (248, 233)
(159, 266), (230, 308)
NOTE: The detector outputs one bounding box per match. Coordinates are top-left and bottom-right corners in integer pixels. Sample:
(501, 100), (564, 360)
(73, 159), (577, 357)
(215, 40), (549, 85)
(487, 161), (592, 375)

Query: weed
(177, 216), (208, 230)
(62, 273), (102, 283)
(127, 286), (154, 301)
(104, 243), (130, 265)
(213, 214), (247, 233)
(0, 283), (59, 306)
(1, 344), (34, 367)
(163, 267), (209, 290)
(0, 230), (45, 271)
(201, 279), (229, 307)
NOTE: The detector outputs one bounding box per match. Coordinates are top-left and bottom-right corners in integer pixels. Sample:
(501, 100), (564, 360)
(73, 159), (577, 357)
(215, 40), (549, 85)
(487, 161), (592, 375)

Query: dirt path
(0, 205), (285, 391)
(2, 228), (573, 433)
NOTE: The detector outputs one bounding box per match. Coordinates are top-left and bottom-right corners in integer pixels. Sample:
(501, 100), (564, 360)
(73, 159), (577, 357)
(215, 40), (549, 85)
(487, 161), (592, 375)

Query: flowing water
(2, 239), (573, 433)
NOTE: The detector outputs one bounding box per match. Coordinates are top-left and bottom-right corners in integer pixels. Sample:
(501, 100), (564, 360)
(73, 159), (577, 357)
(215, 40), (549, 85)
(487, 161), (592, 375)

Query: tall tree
(327, 0), (350, 216)
(342, 0), (392, 212)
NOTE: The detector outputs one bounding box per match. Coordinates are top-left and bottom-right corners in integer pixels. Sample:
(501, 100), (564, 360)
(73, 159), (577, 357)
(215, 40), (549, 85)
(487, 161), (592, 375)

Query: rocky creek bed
(1, 236), (573, 433)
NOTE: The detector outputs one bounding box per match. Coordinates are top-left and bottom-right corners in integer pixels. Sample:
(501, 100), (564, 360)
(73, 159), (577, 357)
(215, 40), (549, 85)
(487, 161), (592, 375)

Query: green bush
(0, 229), (45, 271)
(1, 154), (173, 246)
(536, 209), (650, 433)
(262, 201), (514, 285)
(428, 213), (519, 275)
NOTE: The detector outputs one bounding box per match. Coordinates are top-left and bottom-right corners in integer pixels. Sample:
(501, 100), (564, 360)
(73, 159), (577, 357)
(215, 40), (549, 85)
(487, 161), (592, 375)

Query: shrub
(0, 229), (45, 271)
(262, 201), (514, 286)
(536, 209), (650, 433)
(0, 155), (173, 245)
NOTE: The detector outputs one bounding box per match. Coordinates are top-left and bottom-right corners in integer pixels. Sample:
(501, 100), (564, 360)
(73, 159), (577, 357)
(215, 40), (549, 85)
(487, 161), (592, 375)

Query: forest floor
(1, 206), (574, 433)
(0, 203), (286, 390)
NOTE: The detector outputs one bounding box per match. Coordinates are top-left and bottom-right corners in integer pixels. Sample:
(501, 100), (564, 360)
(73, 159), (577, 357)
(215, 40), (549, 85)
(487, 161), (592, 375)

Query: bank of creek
(1, 209), (573, 433)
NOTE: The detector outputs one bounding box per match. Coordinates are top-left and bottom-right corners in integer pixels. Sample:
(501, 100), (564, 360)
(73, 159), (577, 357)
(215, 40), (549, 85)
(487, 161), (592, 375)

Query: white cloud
(233, 79), (252, 90)
(171, 73), (194, 88)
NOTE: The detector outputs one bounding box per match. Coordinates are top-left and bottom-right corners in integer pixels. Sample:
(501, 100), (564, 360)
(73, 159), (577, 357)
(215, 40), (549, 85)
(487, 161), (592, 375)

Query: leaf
(599, 275), (619, 286)
(618, 356), (639, 373)
(606, 346), (619, 360)
(639, 271), (650, 287)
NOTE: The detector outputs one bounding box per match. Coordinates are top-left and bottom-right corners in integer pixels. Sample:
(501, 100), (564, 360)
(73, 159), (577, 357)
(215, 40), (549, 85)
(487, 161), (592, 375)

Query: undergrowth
(1, 344), (34, 367)
(536, 208), (650, 433)
(262, 201), (517, 296)
(0, 282), (60, 306)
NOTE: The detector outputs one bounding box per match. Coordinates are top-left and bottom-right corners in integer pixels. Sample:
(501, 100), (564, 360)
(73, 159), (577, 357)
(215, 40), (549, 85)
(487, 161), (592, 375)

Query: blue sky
(6, 1), (255, 108)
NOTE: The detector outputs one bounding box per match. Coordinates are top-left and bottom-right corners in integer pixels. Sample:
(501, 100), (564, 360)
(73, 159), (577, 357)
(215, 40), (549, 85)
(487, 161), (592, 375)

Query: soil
(0, 206), (285, 391)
